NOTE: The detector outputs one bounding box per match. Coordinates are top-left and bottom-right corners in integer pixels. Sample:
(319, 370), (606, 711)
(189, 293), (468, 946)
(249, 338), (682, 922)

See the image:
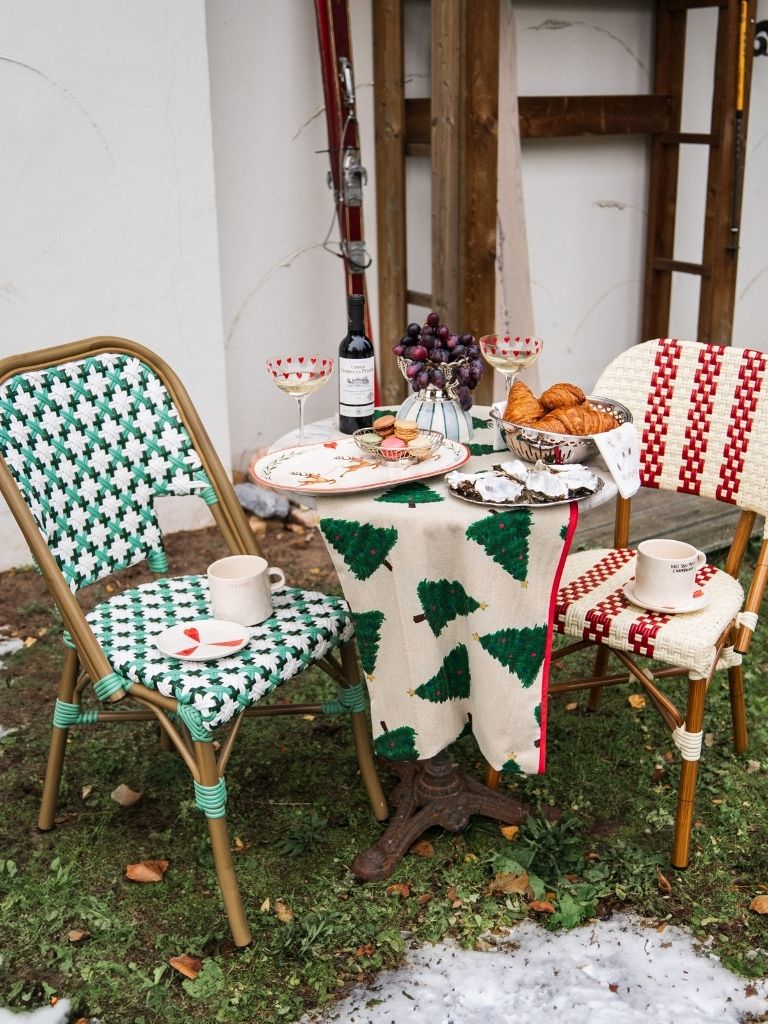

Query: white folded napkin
(593, 421), (641, 499)
(490, 401), (510, 450)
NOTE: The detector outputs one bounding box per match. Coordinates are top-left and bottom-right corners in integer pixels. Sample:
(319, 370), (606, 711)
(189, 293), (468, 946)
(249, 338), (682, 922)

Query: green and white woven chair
(0, 337), (388, 946)
(550, 338), (768, 869)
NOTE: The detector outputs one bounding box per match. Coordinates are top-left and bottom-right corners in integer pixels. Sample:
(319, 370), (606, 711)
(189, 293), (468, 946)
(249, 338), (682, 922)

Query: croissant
(503, 381), (545, 425)
(537, 404), (617, 436)
(540, 382), (586, 410)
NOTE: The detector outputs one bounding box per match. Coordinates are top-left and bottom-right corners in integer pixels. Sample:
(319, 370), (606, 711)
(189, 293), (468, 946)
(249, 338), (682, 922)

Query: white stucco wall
(0, 0), (229, 569)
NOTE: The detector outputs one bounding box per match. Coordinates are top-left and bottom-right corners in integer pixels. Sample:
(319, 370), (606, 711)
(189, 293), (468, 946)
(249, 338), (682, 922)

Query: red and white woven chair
(551, 338), (768, 868)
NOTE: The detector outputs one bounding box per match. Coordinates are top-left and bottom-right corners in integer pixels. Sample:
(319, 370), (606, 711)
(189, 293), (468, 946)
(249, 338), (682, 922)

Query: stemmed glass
(478, 335), (543, 395)
(265, 355), (334, 444)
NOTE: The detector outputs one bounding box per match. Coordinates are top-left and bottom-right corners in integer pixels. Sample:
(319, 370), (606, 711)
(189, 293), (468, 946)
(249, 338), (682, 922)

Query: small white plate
(622, 581), (709, 615)
(156, 619), (250, 661)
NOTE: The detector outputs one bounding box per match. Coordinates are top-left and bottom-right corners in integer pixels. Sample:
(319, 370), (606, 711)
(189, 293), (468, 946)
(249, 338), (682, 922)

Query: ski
(314, 0), (378, 383)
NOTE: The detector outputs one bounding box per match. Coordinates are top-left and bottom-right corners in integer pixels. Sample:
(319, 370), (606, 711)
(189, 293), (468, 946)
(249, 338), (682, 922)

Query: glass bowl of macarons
(353, 415), (444, 465)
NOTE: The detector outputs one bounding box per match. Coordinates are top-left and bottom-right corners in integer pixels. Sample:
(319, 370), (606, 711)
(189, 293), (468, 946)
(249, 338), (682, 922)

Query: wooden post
(373, 0), (408, 406)
(459, 0), (500, 406)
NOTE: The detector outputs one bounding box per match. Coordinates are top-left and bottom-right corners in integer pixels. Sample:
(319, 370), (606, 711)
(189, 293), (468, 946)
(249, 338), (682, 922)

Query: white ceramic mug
(207, 555), (286, 626)
(634, 539), (706, 609)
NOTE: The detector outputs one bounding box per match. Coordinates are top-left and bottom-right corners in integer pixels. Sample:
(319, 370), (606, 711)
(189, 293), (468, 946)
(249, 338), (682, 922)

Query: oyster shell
(474, 475), (525, 503)
(526, 470), (570, 500)
(559, 465), (599, 493)
(497, 459), (530, 483)
(445, 471), (477, 486)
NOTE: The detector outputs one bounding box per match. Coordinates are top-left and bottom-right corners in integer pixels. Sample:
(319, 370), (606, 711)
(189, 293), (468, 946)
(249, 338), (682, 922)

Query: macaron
(380, 435), (407, 460)
(373, 414), (396, 437)
(394, 419), (419, 442)
(407, 438), (431, 461)
(358, 431), (382, 447)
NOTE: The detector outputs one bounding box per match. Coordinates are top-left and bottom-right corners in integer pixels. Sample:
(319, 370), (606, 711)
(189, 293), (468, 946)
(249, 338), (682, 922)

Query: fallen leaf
(233, 836), (251, 854)
(663, 750), (674, 762)
(649, 765), (667, 783)
(452, 898), (463, 909)
(627, 694), (646, 710)
(464, 853), (478, 863)
(528, 900), (555, 914)
(73, 1018), (88, 1024)
(23, 636), (37, 647)
(499, 825), (520, 841)
(111, 784), (142, 808)
(475, 938), (494, 951)
(260, 898), (271, 913)
(301, 714), (316, 721)
(125, 859), (169, 883)
(488, 871), (530, 896)
(81, 785), (94, 800)
(565, 702), (578, 712)
(656, 923), (667, 933)
(275, 898), (295, 923)
(410, 839), (434, 858)
(746, 760), (762, 774)
(749, 895), (768, 914)
(564, 873), (580, 883)
(586, 851), (599, 861)
(609, 982), (619, 993)
(67, 929), (91, 943)
(355, 944), (376, 957)
(169, 954), (203, 980)
(417, 893), (432, 906)
(446, 885), (457, 901)
(386, 883), (411, 899)
(704, 732), (716, 748)
(657, 869), (673, 895)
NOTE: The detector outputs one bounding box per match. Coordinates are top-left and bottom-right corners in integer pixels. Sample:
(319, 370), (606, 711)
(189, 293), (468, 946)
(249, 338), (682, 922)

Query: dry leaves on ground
(628, 694), (646, 710)
(125, 859), (169, 883)
(386, 882), (411, 899)
(275, 898), (295, 923)
(111, 784), (142, 807)
(528, 900), (555, 914)
(749, 895), (768, 914)
(657, 869), (673, 895)
(499, 825), (520, 841)
(488, 871), (530, 896)
(169, 955), (203, 980)
(410, 839), (435, 858)
(67, 929), (91, 943)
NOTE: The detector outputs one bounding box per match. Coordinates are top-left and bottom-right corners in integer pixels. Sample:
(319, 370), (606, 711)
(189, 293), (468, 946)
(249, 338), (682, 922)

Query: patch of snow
(302, 914), (768, 1024)
(0, 635), (24, 739)
(0, 1002), (71, 1024)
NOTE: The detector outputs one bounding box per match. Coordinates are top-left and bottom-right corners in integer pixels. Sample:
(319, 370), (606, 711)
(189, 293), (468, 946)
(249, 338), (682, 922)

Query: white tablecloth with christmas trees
(316, 414), (578, 775)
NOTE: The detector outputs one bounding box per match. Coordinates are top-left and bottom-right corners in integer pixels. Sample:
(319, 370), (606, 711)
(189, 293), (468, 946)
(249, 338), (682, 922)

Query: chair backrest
(0, 343), (218, 592)
(596, 338), (768, 523)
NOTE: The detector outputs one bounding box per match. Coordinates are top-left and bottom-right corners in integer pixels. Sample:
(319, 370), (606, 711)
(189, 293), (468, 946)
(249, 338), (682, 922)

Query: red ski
(314, 0), (378, 393)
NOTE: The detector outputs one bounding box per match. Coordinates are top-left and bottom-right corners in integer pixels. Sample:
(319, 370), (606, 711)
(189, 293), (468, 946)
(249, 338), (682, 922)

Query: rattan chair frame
(0, 336), (388, 947)
(543, 339), (768, 869)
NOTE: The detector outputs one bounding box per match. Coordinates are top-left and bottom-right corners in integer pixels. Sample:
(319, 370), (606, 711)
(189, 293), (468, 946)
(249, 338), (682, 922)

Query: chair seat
(85, 575), (354, 731)
(555, 549), (744, 677)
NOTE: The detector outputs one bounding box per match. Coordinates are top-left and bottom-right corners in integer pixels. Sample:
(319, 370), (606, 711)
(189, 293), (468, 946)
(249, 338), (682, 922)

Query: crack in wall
(527, 20), (649, 79)
(0, 54), (115, 168)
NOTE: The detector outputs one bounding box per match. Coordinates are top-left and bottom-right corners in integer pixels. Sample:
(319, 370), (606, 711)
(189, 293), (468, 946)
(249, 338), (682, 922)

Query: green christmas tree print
(374, 723), (419, 760)
(414, 578), (485, 636)
(466, 508), (532, 580)
(351, 610), (384, 677)
(476, 625), (547, 688)
(412, 643), (471, 703)
(319, 518), (397, 579)
(468, 443), (494, 457)
(534, 703), (541, 727)
(560, 522), (568, 540)
(471, 415), (489, 431)
(501, 757), (523, 775)
(375, 481), (444, 509)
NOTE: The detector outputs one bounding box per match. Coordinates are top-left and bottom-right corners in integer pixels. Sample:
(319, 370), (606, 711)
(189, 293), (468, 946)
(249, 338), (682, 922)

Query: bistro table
(261, 407), (617, 879)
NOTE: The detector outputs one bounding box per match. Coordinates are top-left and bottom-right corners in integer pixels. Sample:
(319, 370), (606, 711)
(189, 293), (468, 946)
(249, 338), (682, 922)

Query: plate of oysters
(445, 459), (603, 508)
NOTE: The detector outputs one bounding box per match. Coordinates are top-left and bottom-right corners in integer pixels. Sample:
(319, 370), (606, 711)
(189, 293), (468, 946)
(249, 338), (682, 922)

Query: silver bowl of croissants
(488, 381), (632, 465)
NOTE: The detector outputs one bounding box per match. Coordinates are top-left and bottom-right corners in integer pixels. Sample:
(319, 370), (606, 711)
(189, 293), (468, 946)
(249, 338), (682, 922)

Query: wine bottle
(338, 293), (375, 434)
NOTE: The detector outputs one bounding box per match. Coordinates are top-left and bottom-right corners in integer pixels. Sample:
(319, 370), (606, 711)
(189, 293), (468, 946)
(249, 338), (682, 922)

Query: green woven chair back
(0, 352), (216, 591)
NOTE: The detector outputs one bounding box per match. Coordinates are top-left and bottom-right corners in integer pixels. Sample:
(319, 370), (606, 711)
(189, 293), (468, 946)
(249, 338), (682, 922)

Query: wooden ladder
(643, 0), (757, 344)
(373, 0), (757, 406)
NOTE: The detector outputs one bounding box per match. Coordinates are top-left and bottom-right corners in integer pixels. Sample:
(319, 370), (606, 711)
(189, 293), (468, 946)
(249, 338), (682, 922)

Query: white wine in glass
(266, 355), (334, 444)
(479, 335), (543, 394)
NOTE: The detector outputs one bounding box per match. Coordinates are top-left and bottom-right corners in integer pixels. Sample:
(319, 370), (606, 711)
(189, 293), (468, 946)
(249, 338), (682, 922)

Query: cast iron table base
(352, 752), (544, 882)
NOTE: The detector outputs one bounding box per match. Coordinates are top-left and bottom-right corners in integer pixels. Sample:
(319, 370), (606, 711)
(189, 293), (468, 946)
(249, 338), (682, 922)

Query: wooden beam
(430, 0), (462, 329)
(406, 94), (673, 145)
(373, 0), (408, 406)
(698, 0), (757, 344)
(459, 0), (499, 405)
(641, 1), (687, 341)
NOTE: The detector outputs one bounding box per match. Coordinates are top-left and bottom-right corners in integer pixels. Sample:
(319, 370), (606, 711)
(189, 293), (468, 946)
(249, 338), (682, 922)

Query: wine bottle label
(339, 357), (375, 416)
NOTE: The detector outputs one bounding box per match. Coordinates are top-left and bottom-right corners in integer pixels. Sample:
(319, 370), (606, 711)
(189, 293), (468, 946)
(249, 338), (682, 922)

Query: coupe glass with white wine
(478, 335), (543, 395)
(265, 355), (334, 444)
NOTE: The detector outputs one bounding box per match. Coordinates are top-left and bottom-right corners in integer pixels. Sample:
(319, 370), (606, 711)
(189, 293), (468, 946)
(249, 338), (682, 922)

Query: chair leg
(39, 647), (79, 831)
(671, 675), (708, 869)
(728, 662), (748, 753)
(340, 641), (389, 821)
(586, 645), (610, 713)
(193, 740), (252, 947)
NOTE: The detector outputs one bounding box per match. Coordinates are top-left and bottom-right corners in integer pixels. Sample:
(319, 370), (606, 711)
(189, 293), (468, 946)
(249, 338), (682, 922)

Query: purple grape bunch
(392, 310), (484, 412)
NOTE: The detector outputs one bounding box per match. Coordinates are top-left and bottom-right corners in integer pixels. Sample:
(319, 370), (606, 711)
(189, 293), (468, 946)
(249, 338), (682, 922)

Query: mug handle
(695, 550), (706, 569)
(269, 567), (286, 590)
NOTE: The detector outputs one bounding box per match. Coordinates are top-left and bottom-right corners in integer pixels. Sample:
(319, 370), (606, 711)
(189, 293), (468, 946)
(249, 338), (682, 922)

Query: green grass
(1, 544), (767, 1022)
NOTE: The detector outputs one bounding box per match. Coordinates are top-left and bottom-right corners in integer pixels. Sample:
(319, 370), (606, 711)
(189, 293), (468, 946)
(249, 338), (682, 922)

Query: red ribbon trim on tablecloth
(539, 501), (580, 774)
